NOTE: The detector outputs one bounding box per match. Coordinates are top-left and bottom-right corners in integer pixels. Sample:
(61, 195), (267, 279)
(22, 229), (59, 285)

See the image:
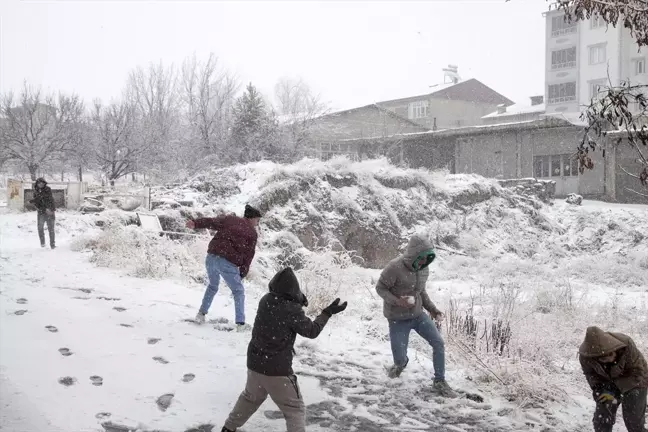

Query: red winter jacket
(193, 215), (258, 277)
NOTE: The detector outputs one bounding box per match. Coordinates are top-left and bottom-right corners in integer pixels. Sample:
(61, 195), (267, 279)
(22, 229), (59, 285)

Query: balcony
(551, 61), (576, 70)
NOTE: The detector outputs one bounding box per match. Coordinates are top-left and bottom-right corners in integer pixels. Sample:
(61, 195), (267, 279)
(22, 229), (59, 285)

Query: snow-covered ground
(1, 160), (647, 431)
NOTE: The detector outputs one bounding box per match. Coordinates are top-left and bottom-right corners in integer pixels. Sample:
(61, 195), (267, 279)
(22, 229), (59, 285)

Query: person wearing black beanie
(186, 204), (262, 330)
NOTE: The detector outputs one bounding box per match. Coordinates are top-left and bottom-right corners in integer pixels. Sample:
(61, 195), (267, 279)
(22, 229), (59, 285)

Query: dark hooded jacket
(578, 326), (648, 394)
(30, 178), (55, 215)
(247, 268), (330, 376)
(376, 234), (441, 321)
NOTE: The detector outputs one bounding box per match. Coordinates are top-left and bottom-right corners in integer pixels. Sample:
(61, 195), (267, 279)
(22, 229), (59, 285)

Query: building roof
(482, 103), (546, 119)
(332, 117), (577, 143)
(375, 78), (515, 107)
(313, 103), (429, 129)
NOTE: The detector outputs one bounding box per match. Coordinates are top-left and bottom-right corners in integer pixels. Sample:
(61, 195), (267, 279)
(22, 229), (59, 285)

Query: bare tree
(126, 61), (181, 178)
(0, 83), (85, 180)
(274, 77), (329, 159)
(181, 53), (239, 164)
(90, 100), (142, 186)
(548, 0), (648, 193)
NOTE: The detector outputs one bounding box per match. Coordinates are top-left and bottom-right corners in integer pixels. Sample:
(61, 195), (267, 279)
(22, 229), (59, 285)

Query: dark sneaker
(433, 379), (459, 398)
(221, 427), (235, 432)
(387, 357), (409, 378)
(51, 245), (56, 250)
(41, 244), (46, 248)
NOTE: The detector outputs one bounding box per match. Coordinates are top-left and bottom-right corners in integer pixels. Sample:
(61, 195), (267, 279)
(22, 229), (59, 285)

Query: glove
(322, 298), (348, 317)
(596, 391), (617, 404)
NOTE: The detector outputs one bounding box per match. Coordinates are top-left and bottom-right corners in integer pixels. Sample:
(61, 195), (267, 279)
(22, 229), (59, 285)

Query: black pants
(594, 387), (647, 432)
(37, 212), (55, 248)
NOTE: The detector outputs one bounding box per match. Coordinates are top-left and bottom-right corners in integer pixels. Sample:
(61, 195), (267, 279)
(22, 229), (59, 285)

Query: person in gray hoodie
(376, 233), (457, 397)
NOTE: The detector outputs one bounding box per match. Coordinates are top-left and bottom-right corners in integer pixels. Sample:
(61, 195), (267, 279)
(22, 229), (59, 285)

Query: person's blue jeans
(388, 313), (445, 381)
(199, 254), (246, 324)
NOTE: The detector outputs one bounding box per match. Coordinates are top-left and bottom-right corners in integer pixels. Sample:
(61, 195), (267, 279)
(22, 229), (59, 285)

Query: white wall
(578, 17), (622, 105)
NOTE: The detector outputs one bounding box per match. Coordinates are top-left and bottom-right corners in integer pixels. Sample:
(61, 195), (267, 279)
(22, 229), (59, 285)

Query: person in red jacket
(186, 204), (262, 330)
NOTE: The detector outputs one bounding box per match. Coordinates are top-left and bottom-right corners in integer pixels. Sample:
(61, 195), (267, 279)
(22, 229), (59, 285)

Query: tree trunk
(78, 166), (83, 182)
(28, 164), (38, 181)
(61, 170), (64, 182)
(132, 172), (136, 182)
(110, 179), (115, 187)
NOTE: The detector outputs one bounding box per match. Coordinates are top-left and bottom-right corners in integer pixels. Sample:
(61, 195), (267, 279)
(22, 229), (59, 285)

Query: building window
(551, 47), (577, 70)
(551, 15), (577, 37)
(534, 154), (578, 178)
(588, 44), (606, 65)
(589, 79), (607, 100)
(548, 82), (577, 104)
(408, 100), (429, 119)
(590, 14), (605, 29)
(634, 58), (646, 75)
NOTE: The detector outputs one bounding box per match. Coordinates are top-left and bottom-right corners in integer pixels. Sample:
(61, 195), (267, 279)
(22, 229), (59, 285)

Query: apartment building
(544, 9), (648, 115)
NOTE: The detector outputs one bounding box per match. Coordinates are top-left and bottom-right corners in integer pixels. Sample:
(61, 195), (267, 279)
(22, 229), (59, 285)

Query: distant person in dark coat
(221, 267), (348, 432)
(579, 326), (648, 432)
(29, 177), (56, 249)
(186, 204), (262, 330)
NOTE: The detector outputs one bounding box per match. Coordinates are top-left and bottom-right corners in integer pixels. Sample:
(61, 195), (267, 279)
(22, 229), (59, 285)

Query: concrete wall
(402, 136), (455, 172)
(379, 97), (501, 130)
(452, 124), (606, 197)
(613, 140), (648, 203)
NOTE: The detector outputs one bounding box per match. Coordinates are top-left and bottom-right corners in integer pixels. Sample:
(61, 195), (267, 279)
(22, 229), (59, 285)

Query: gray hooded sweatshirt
(376, 234), (441, 321)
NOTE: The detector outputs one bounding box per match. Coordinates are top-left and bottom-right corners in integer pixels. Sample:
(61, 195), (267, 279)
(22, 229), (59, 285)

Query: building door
(550, 154), (579, 196)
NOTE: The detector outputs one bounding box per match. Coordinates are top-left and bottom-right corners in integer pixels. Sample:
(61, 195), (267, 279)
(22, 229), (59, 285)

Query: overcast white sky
(0, 0), (548, 111)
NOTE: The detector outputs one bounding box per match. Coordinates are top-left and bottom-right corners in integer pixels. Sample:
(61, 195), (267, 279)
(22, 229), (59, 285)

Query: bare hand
(434, 312), (445, 322)
(396, 297), (415, 308)
(186, 220), (196, 229)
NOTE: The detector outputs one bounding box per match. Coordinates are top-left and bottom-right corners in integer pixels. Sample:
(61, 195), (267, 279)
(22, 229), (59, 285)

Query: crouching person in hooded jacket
(221, 267), (348, 432)
(578, 326), (648, 432)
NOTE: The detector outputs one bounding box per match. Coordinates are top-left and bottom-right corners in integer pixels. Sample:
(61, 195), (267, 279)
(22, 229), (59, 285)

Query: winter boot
(195, 312), (206, 325)
(433, 379), (459, 398)
(41, 243), (46, 248)
(236, 322), (251, 332)
(387, 357), (409, 378)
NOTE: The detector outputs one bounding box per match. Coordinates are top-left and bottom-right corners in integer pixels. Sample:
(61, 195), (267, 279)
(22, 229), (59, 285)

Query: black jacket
(247, 268), (330, 376)
(30, 178), (55, 215)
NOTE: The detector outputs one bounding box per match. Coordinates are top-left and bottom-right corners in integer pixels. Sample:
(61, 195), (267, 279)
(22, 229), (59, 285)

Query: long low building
(314, 117), (646, 204)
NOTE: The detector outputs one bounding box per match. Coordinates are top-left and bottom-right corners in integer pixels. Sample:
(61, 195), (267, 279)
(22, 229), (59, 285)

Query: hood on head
(268, 267), (305, 304)
(402, 234), (436, 272)
(579, 326), (627, 358)
(35, 177), (47, 187)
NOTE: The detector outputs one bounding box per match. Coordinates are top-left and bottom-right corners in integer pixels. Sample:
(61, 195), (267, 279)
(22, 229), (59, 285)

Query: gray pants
(224, 369), (305, 432)
(37, 212), (55, 248)
(594, 387), (647, 432)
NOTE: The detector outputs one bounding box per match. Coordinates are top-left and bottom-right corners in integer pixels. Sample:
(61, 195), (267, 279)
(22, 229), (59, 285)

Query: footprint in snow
(72, 296), (91, 300)
(95, 412), (111, 420)
(45, 325), (58, 333)
(90, 376), (104, 386)
(97, 296), (121, 301)
(182, 373), (196, 383)
(156, 393), (174, 411)
(153, 356), (169, 364)
(16, 298), (28, 304)
(113, 306), (127, 312)
(14, 310), (28, 315)
(58, 348), (73, 357)
(58, 376), (77, 386)
(119, 323), (133, 328)
(147, 337), (161, 345)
